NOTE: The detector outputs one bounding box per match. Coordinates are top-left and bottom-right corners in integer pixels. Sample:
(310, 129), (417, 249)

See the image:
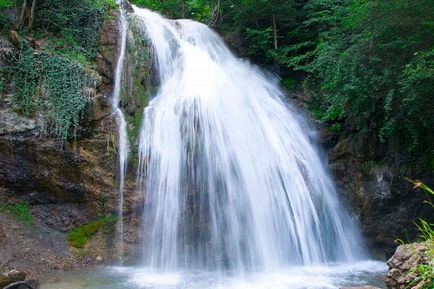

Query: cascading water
(40, 6), (389, 289)
(135, 6), (366, 274)
(112, 0), (129, 262)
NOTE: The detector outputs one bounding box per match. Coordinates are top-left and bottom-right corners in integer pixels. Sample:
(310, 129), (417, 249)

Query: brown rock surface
(386, 242), (431, 289)
(0, 8), (140, 277)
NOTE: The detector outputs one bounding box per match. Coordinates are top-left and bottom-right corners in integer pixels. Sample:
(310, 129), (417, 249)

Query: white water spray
(135, 7), (367, 273)
(112, 0), (129, 262)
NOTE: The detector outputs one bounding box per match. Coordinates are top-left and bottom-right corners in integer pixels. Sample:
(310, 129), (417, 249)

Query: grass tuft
(68, 215), (117, 248)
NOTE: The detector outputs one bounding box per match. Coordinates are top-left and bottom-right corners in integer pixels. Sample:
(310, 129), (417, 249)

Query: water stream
(112, 0), (130, 263)
(136, 7), (365, 272)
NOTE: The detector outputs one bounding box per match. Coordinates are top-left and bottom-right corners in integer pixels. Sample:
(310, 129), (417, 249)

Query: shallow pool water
(41, 261), (387, 289)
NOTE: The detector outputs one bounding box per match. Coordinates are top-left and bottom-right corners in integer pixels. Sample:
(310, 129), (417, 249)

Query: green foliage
(34, 0), (113, 60)
(0, 0), (13, 33)
(14, 44), (87, 139)
(245, 27), (273, 57)
(0, 78), (5, 92)
(0, 0), (12, 9)
(130, 0), (213, 21)
(4, 0), (113, 139)
(68, 215), (117, 248)
(297, 0), (434, 164)
(407, 180), (434, 289)
(411, 263), (434, 289)
(13, 46), (43, 114)
(0, 14), (12, 34)
(130, 0), (183, 18)
(0, 203), (33, 225)
(281, 78), (297, 90)
(169, 0), (434, 167)
(95, 0), (117, 9)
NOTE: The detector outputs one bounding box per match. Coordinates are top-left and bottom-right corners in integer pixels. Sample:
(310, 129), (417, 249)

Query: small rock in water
(96, 256), (103, 262)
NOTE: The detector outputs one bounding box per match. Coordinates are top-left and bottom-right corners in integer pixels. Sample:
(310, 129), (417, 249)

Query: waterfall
(134, 7), (367, 273)
(112, 0), (129, 263)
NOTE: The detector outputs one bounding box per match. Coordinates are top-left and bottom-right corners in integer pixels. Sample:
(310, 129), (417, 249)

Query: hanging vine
(14, 43), (87, 139)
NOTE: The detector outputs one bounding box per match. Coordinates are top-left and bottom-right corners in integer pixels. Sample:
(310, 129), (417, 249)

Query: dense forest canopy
(1, 0), (433, 168)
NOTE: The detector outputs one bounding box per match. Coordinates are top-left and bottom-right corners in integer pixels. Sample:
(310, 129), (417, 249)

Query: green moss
(68, 215), (117, 248)
(0, 203), (34, 225)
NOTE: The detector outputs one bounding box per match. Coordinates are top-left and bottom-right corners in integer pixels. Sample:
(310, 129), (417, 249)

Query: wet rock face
(32, 204), (90, 232)
(0, 90), (118, 216)
(386, 242), (431, 289)
(326, 135), (432, 256)
(0, 9), (126, 275)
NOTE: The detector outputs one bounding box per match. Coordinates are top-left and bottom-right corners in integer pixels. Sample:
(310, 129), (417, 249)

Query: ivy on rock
(14, 43), (87, 140)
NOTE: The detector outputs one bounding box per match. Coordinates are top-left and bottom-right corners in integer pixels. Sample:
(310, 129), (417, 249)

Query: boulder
(386, 242), (431, 289)
(0, 270), (26, 288)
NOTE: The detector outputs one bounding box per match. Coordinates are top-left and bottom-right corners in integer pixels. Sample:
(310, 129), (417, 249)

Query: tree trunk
(272, 13), (278, 49)
(15, 0), (28, 30)
(28, 0), (37, 30)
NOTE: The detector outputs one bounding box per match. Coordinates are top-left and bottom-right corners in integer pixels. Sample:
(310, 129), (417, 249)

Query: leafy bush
(0, 0), (12, 9)
(68, 215), (117, 248)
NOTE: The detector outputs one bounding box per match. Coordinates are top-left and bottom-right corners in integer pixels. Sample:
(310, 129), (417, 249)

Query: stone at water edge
(340, 285), (381, 289)
(386, 242), (431, 289)
(0, 269), (26, 287)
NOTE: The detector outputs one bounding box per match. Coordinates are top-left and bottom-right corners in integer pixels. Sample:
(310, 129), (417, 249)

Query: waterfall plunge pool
(40, 261), (387, 289)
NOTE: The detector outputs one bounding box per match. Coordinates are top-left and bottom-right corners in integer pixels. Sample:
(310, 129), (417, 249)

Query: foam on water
(40, 262), (387, 289)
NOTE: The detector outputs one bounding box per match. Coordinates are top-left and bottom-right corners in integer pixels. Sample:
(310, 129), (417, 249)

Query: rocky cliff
(326, 133), (433, 257)
(0, 8), (122, 276)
